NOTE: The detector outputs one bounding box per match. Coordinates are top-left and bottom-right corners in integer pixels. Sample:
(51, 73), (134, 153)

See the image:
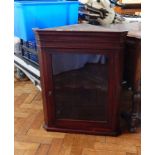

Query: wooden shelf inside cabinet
(34, 24), (128, 136)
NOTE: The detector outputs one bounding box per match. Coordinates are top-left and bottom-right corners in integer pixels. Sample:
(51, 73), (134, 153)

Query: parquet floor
(14, 78), (141, 155)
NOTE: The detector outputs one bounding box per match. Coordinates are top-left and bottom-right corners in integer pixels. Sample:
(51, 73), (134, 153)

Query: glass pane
(52, 52), (109, 122)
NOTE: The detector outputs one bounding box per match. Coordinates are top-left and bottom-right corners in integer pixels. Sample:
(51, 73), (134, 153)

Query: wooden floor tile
(14, 149), (25, 155)
(14, 141), (39, 150)
(27, 129), (65, 138)
(47, 138), (63, 155)
(35, 144), (50, 155)
(82, 148), (127, 155)
(94, 142), (137, 153)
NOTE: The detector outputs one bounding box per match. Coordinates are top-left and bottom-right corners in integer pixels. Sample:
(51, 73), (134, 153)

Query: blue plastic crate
(22, 48), (39, 64)
(14, 1), (79, 41)
(29, 53), (39, 63)
(22, 50), (29, 58)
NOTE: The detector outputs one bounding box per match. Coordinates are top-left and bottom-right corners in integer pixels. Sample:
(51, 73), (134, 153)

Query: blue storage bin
(14, 1), (79, 41)
(21, 47), (39, 64)
(29, 53), (39, 63)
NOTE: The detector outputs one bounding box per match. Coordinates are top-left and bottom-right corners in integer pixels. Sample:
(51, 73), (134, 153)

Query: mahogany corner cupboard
(34, 24), (128, 136)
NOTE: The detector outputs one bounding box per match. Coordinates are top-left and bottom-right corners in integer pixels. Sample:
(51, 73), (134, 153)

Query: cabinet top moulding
(34, 24), (128, 51)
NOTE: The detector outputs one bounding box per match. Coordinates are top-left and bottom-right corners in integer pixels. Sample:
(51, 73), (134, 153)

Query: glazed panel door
(52, 52), (109, 122)
(44, 49), (118, 132)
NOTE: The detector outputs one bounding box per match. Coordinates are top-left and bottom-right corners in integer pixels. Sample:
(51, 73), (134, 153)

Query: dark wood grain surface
(34, 24), (128, 135)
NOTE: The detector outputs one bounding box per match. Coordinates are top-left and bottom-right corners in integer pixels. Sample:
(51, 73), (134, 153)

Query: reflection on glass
(52, 53), (109, 122)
